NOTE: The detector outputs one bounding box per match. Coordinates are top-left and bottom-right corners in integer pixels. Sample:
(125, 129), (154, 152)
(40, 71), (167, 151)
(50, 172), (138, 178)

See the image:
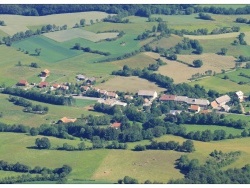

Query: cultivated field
(97, 76), (166, 93)
(0, 11), (113, 35)
(183, 32), (243, 40)
(43, 28), (119, 42)
(0, 93), (100, 127)
(145, 52), (236, 83)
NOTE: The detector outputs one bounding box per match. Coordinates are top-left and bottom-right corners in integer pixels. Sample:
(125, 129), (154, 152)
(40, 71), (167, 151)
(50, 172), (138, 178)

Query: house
(186, 98), (210, 108)
(99, 89), (108, 96)
(200, 109), (210, 114)
(189, 105), (201, 113)
(111, 122), (121, 129)
(17, 80), (28, 86)
(81, 86), (90, 91)
(211, 101), (219, 109)
(235, 91), (244, 102)
(58, 117), (77, 124)
(86, 77), (96, 85)
(138, 90), (157, 100)
(174, 96), (188, 103)
(38, 81), (49, 88)
(169, 110), (182, 116)
(159, 94), (176, 102)
(124, 95), (133, 100)
(107, 92), (118, 99)
(221, 105), (230, 112)
(52, 83), (60, 89)
(60, 85), (69, 90)
(41, 69), (50, 77)
(215, 95), (231, 106)
(76, 74), (86, 80)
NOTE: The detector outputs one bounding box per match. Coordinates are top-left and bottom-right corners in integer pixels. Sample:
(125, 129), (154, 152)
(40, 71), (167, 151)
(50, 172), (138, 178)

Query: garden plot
(43, 28), (119, 42)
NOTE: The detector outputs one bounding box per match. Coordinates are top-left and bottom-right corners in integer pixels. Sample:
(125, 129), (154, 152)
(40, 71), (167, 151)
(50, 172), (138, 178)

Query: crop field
(189, 76), (250, 94)
(182, 124), (243, 136)
(149, 34), (183, 49)
(0, 93), (101, 127)
(184, 32), (243, 40)
(145, 52), (236, 83)
(111, 52), (157, 69)
(12, 35), (82, 63)
(217, 68), (250, 84)
(0, 11), (113, 35)
(43, 28), (119, 42)
(97, 76), (166, 93)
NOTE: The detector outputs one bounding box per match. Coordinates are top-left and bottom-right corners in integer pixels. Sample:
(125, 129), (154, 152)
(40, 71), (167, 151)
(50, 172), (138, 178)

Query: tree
(80, 19), (86, 26)
(181, 140), (195, 152)
(30, 62), (39, 68)
(35, 137), (51, 149)
(78, 142), (86, 150)
(30, 127), (39, 136)
(193, 59), (203, 68)
(90, 19), (94, 25)
(35, 48), (41, 56)
(123, 176), (138, 184)
(17, 61), (22, 66)
(220, 48), (228, 55)
(196, 45), (203, 54)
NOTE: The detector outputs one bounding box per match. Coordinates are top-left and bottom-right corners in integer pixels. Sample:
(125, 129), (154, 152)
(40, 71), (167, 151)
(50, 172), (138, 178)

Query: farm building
(186, 98), (210, 108)
(159, 94), (176, 102)
(124, 95), (133, 100)
(76, 74), (86, 80)
(58, 117), (77, 124)
(215, 95), (231, 106)
(98, 98), (127, 107)
(111, 122), (121, 129)
(235, 91), (244, 102)
(138, 90), (157, 100)
(221, 105), (230, 112)
(81, 86), (90, 91)
(189, 105), (201, 113)
(174, 96), (188, 103)
(99, 89), (108, 96)
(107, 92), (118, 99)
(38, 82), (49, 88)
(41, 69), (50, 77)
(211, 101), (219, 109)
(17, 80), (28, 86)
(52, 83), (60, 89)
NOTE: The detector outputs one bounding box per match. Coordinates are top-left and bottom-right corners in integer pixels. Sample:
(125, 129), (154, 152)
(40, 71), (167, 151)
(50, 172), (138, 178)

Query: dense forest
(0, 4), (250, 17)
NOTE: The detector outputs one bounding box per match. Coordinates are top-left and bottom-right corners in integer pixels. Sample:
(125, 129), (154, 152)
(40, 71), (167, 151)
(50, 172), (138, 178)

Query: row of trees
(73, 43), (111, 56)
(198, 13), (214, 20)
(8, 96), (49, 114)
(236, 17), (250, 24)
(2, 87), (75, 106)
(134, 139), (195, 152)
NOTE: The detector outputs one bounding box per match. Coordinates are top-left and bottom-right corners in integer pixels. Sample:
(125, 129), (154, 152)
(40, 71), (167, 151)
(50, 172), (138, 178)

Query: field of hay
(0, 93), (100, 127)
(149, 34), (183, 49)
(145, 52), (236, 83)
(0, 11), (113, 35)
(43, 28), (119, 42)
(97, 76), (166, 93)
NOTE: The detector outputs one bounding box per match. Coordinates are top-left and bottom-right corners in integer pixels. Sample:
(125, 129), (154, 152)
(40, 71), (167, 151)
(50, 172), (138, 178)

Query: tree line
(2, 87), (75, 106)
(73, 43), (111, 56)
(8, 95), (49, 114)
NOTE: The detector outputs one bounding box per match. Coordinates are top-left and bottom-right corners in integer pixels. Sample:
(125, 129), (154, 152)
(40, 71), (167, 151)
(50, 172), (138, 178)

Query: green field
(12, 35), (82, 63)
(183, 124), (243, 136)
(217, 68), (250, 84)
(0, 93), (100, 127)
(189, 76), (250, 94)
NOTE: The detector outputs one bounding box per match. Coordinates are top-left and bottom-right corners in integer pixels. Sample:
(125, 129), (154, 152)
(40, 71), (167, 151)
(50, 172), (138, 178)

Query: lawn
(12, 35), (82, 63)
(182, 124), (243, 136)
(0, 93), (101, 127)
(96, 76), (166, 93)
(189, 76), (250, 94)
(74, 99), (96, 108)
(0, 133), (109, 181)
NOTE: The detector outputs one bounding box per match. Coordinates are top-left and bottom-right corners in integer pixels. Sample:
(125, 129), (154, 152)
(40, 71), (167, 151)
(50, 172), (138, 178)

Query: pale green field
(0, 93), (100, 127)
(97, 76), (166, 93)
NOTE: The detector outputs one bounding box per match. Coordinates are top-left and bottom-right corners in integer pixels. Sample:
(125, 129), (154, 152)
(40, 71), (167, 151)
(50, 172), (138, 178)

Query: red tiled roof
(159, 94), (176, 101)
(190, 105), (200, 111)
(18, 80), (28, 85)
(111, 122), (121, 128)
(211, 101), (219, 108)
(39, 82), (49, 88)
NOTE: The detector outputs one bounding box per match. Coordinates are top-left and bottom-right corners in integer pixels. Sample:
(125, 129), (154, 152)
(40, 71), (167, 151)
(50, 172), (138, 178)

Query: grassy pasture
(0, 93), (101, 127)
(0, 133), (109, 181)
(149, 34), (183, 49)
(189, 76), (250, 94)
(111, 52), (157, 69)
(0, 12), (113, 35)
(217, 68), (250, 84)
(12, 35), (81, 63)
(97, 76), (166, 93)
(43, 28), (119, 42)
(182, 124), (243, 136)
(145, 52), (236, 83)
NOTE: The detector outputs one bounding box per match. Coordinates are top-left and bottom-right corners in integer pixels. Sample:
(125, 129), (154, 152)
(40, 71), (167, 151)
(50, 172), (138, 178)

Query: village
(15, 68), (248, 129)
